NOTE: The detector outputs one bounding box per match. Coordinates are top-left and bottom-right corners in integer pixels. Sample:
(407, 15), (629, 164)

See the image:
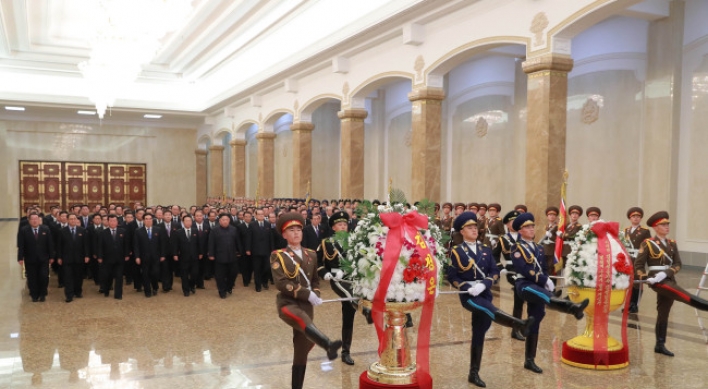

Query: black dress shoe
(184, 292), (190, 297)
(191, 287), (196, 294)
(524, 359), (543, 373)
(145, 292), (152, 298)
(628, 304), (638, 314)
(76, 293), (83, 298)
(228, 289), (233, 294)
(256, 286), (262, 292)
(115, 297), (122, 300)
(341, 352), (355, 365)
(32, 297), (39, 303)
(39, 296), (46, 302)
(65, 298), (73, 303)
(262, 283), (269, 290)
(654, 343), (674, 357)
(219, 292), (227, 299)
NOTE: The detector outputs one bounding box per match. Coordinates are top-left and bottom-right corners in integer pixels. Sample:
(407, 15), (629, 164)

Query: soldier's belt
(648, 265), (669, 271)
(627, 249), (639, 256)
(466, 280), (483, 287)
(486, 234), (499, 239)
(541, 239), (554, 245)
(563, 241), (573, 246)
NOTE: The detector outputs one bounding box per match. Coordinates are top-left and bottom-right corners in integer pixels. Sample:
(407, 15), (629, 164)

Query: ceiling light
(77, 110), (97, 115)
(5, 106), (25, 111)
(143, 114), (162, 119)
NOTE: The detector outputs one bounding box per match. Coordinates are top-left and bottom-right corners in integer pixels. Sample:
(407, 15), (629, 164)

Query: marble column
(195, 149), (208, 204)
(230, 139), (247, 198)
(408, 87), (445, 202)
(256, 132), (276, 199)
(522, 55), (574, 225)
(208, 145), (224, 197)
(290, 121), (315, 197)
(338, 109), (368, 199)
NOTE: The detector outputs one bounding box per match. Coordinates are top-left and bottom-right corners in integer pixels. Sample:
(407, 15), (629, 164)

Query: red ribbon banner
(376, 211), (436, 389)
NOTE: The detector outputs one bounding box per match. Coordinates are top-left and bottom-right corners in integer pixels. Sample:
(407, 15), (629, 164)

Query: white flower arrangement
(338, 201), (449, 302)
(563, 221), (633, 290)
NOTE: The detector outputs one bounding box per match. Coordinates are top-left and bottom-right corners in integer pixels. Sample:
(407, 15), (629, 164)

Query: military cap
(468, 202), (479, 210)
(586, 207), (601, 217)
(434, 203), (441, 211)
(514, 204), (528, 213)
(443, 202), (453, 210)
(502, 210), (520, 225)
(454, 202), (466, 210)
(568, 205), (583, 215)
(276, 212), (305, 234)
(328, 210), (349, 228)
(647, 211), (670, 227)
(453, 212), (478, 231)
(488, 203), (501, 212)
(545, 206), (559, 216)
(372, 199), (381, 206)
(626, 207), (643, 219)
(512, 212), (535, 231)
(478, 203), (488, 210)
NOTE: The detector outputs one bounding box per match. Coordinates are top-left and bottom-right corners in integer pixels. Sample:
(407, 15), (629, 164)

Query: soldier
(542, 207), (560, 286)
(586, 207), (601, 222)
(635, 211), (708, 356)
(510, 213), (588, 373)
(271, 213), (342, 389)
(483, 203), (503, 250)
(495, 210), (527, 340)
(56, 214), (90, 302)
(440, 202), (453, 234)
(624, 207), (651, 313)
(449, 212), (535, 387)
(476, 203), (488, 243)
(317, 211), (357, 365)
(561, 205), (583, 266)
(514, 204), (528, 213)
(451, 203), (467, 246)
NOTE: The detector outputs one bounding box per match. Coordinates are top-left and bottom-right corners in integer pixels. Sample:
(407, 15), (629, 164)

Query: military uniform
(635, 211), (708, 357)
(271, 213), (341, 389)
(493, 211), (527, 341)
(441, 203), (453, 233)
(448, 212), (533, 387)
(561, 205), (583, 261)
(542, 207), (559, 274)
(624, 207), (651, 313)
(482, 203), (503, 250)
(510, 213), (588, 374)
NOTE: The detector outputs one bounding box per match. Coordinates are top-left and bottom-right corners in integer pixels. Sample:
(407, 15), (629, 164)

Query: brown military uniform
(271, 247), (320, 364)
(561, 222), (582, 258)
(623, 226), (651, 260)
(477, 216), (487, 243)
(542, 223), (558, 271)
(483, 216), (503, 249)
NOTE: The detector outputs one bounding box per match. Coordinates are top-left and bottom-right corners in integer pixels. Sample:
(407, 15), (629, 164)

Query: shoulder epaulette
(306, 248), (316, 252)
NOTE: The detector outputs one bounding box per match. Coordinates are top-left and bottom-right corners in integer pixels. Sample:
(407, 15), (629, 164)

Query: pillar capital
(195, 149), (208, 155)
(337, 108), (368, 122)
(255, 132), (277, 140)
(522, 54), (574, 74)
(229, 139), (247, 146)
(290, 121), (315, 132)
(208, 145), (225, 151)
(408, 87), (445, 102)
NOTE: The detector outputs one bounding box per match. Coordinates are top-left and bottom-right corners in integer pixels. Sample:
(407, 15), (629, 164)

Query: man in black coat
(133, 214), (165, 297)
(17, 213), (54, 302)
(193, 210), (211, 286)
(57, 214), (90, 302)
(208, 214), (243, 299)
(302, 214), (323, 251)
(86, 213), (105, 285)
(96, 215), (130, 300)
(173, 215), (202, 297)
(238, 211), (254, 287)
(250, 209), (274, 292)
(159, 211), (180, 292)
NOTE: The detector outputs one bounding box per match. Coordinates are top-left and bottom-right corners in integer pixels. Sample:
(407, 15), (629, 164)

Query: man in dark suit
(159, 211), (180, 292)
(96, 215), (130, 300)
(250, 209), (274, 292)
(173, 215), (202, 297)
(208, 214), (243, 299)
(238, 211), (254, 287)
(193, 210), (211, 286)
(49, 210), (68, 288)
(79, 205), (91, 229)
(229, 208), (240, 227)
(17, 213), (55, 302)
(122, 210), (141, 292)
(57, 214), (90, 302)
(302, 214), (323, 251)
(133, 214), (164, 297)
(86, 213), (105, 285)
(270, 212), (287, 249)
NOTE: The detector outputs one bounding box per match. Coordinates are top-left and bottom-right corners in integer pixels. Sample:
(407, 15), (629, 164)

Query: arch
(350, 72), (414, 102)
(299, 94), (342, 122)
(197, 134), (211, 150)
(263, 109), (294, 128)
(214, 127), (232, 141)
(551, 0), (639, 41)
(427, 38), (528, 79)
(235, 120), (259, 135)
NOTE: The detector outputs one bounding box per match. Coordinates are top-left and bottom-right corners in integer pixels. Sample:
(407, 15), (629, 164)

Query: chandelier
(78, 0), (193, 119)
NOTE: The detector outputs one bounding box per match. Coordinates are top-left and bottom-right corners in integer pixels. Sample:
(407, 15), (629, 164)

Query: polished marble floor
(2, 221), (708, 388)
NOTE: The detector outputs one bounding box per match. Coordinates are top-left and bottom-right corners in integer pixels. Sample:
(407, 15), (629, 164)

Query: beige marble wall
(245, 134), (258, 198)
(256, 132), (276, 199)
(338, 109), (367, 199)
(195, 149), (208, 205)
(230, 139), (246, 198)
(387, 112), (413, 198)
(311, 103), (341, 200)
(522, 55), (574, 223)
(409, 87), (444, 202)
(364, 98), (386, 200)
(208, 145), (224, 197)
(273, 129), (292, 197)
(290, 122), (314, 198)
(0, 120), (197, 218)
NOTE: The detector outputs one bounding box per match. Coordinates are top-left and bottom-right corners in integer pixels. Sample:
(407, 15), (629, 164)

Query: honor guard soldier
(271, 213), (342, 389)
(317, 211), (357, 366)
(510, 213), (589, 374)
(483, 203), (503, 250)
(586, 207), (601, 222)
(450, 203), (467, 246)
(494, 210), (526, 340)
(441, 203), (453, 233)
(624, 207), (651, 313)
(476, 203), (488, 243)
(449, 212), (535, 387)
(514, 204), (528, 213)
(561, 205), (583, 265)
(635, 211), (708, 356)
(542, 207), (560, 280)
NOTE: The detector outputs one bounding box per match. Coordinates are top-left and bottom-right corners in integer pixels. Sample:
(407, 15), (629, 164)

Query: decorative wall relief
(530, 12), (549, 47)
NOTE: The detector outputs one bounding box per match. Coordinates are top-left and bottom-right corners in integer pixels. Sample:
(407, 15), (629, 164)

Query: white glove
(500, 268), (508, 277)
(335, 270), (344, 280)
(308, 291), (323, 306)
(468, 283), (486, 296)
(323, 272), (333, 281)
(648, 272), (667, 285)
(556, 230), (563, 237)
(545, 230), (553, 238)
(545, 278), (555, 292)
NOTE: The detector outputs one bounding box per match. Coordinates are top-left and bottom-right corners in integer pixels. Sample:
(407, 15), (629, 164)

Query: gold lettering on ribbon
(415, 234), (428, 249)
(427, 277), (436, 295)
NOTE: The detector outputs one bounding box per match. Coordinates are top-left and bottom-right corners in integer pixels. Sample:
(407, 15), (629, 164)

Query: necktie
(111, 229), (116, 240)
(166, 225), (170, 237)
(148, 228), (152, 240)
(259, 221), (263, 228)
(186, 229), (190, 241)
(71, 228), (76, 239)
(315, 226), (318, 236)
(34, 228), (38, 239)
(198, 225), (202, 234)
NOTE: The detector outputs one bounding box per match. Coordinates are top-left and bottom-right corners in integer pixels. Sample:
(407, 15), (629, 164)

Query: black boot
(654, 323), (674, 357)
(511, 288), (525, 340)
(548, 297), (589, 320)
(362, 308), (374, 324)
(291, 365), (306, 389)
(341, 328), (355, 365)
(405, 313), (414, 328)
(495, 311), (536, 338)
(467, 344), (486, 387)
(304, 324), (343, 360)
(524, 334), (543, 373)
